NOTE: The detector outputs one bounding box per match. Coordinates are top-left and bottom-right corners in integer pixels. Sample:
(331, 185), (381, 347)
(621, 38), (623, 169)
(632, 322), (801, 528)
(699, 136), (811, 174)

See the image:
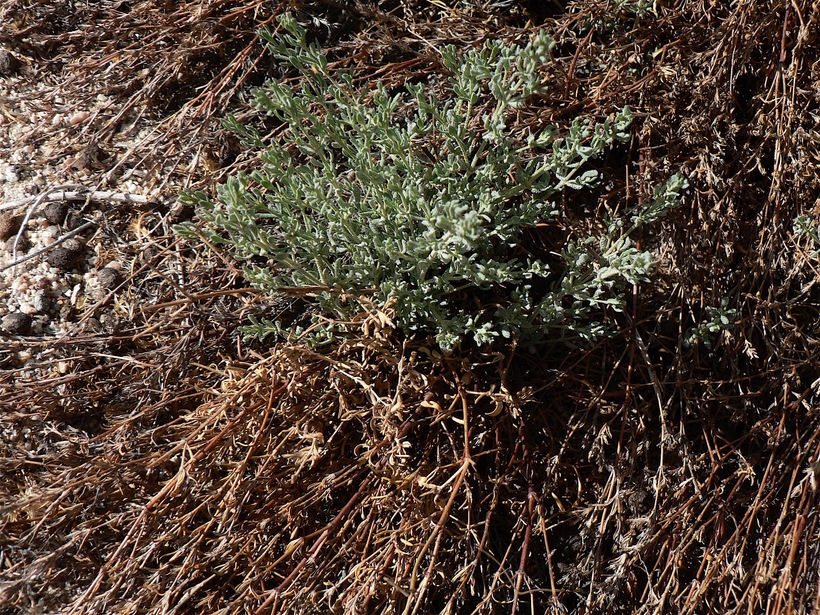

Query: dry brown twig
(0, 185), (158, 273)
(0, 188), (157, 213)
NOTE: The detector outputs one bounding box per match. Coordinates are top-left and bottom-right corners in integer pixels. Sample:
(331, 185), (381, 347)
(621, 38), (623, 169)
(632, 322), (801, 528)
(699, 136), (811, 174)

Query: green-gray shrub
(178, 13), (686, 351)
(795, 214), (820, 259)
(685, 298), (738, 349)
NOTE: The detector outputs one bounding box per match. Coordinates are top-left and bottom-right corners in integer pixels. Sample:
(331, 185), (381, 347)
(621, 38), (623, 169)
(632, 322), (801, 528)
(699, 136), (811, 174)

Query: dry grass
(0, 0), (285, 189)
(2, 0), (820, 613)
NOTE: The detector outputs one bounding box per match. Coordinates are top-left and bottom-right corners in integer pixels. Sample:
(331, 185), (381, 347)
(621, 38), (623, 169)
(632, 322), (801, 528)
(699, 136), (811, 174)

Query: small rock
(62, 238), (85, 253)
(97, 267), (123, 290)
(7, 234), (30, 254)
(0, 213), (21, 240)
(47, 247), (79, 270)
(68, 111), (90, 126)
(99, 312), (119, 331)
(41, 225), (60, 243)
(64, 211), (84, 230)
(2, 165), (19, 182)
(32, 290), (50, 313)
(42, 202), (68, 225)
(2, 313), (32, 335)
(0, 49), (21, 76)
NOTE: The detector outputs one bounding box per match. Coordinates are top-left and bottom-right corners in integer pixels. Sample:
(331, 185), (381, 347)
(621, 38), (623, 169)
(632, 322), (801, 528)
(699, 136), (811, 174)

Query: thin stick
(512, 418), (536, 615)
(139, 287), (262, 312)
(564, 27), (595, 99)
(253, 476), (372, 615)
(0, 219), (98, 274)
(405, 385), (472, 615)
(10, 188), (52, 257)
(0, 188), (157, 212)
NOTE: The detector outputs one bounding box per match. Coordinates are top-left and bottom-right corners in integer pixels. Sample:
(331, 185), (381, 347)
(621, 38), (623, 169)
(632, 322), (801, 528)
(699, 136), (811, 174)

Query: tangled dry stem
(2, 0), (820, 613)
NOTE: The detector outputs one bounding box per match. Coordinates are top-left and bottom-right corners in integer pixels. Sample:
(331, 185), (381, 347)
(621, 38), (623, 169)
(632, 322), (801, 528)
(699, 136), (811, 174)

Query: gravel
(0, 62), (174, 339)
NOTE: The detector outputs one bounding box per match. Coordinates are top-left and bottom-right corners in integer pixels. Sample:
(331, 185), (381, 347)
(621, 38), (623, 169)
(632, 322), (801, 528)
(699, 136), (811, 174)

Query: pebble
(2, 312), (32, 335)
(41, 225), (60, 244)
(0, 213), (21, 240)
(10, 275), (31, 293)
(68, 111), (90, 126)
(7, 234), (30, 254)
(46, 247), (79, 270)
(42, 202), (68, 225)
(2, 165), (19, 182)
(64, 237), (84, 250)
(0, 49), (21, 76)
(32, 290), (49, 313)
(97, 267), (122, 290)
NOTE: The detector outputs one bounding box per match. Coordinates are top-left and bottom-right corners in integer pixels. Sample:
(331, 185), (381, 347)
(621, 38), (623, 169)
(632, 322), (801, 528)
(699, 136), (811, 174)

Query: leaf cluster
(179, 14), (685, 351)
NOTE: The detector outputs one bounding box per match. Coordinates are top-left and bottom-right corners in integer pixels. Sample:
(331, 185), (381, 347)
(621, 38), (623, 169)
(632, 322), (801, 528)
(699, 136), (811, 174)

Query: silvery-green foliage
(631, 172), (688, 227)
(179, 13), (684, 352)
(794, 214), (820, 259)
(685, 298), (738, 349)
(613, 0), (652, 16)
